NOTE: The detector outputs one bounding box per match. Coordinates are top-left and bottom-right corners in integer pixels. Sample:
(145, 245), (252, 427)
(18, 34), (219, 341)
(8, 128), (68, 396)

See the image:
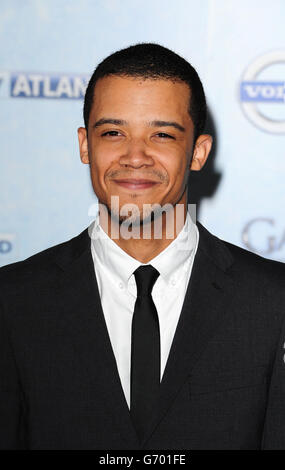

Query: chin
(105, 203), (156, 227)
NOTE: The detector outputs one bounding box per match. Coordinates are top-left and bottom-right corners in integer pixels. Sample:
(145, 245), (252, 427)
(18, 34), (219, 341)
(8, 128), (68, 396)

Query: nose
(119, 137), (154, 169)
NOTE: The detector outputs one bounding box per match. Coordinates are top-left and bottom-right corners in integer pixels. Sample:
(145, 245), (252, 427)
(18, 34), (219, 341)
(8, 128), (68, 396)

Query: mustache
(106, 169), (168, 183)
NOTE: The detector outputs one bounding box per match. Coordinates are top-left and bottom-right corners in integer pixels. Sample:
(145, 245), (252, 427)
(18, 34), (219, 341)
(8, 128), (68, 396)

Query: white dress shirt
(90, 211), (199, 409)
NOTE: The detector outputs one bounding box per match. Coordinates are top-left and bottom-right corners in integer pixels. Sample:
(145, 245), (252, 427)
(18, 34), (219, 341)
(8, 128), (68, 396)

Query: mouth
(112, 178), (161, 190)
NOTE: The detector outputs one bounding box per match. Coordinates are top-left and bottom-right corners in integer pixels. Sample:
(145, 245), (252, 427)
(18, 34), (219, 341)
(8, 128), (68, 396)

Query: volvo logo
(240, 51), (285, 134)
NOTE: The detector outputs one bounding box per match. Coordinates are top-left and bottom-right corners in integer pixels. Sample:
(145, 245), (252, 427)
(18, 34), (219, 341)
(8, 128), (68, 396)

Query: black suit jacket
(1, 221), (285, 450)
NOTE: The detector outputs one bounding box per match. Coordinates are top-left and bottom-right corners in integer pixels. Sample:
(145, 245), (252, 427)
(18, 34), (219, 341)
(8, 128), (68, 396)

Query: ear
(190, 134), (212, 171)
(77, 127), (90, 164)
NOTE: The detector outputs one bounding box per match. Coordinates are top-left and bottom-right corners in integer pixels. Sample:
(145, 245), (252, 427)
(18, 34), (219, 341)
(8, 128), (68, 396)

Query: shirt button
(119, 282), (124, 289)
(171, 279), (176, 286)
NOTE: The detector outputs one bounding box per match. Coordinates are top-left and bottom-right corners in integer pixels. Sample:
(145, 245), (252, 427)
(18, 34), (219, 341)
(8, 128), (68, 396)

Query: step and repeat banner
(0, 0), (284, 266)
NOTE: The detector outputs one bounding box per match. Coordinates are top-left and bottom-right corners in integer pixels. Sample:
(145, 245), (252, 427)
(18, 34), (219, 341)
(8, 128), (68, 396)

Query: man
(1, 43), (285, 450)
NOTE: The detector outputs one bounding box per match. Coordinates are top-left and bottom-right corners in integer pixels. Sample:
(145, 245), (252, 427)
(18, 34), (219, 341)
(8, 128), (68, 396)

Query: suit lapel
(140, 222), (236, 447)
(54, 224), (140, 448)
(54, 221), (236, 448)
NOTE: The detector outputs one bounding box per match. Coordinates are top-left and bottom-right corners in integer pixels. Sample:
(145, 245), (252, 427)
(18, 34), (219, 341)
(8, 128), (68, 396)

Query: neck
(98, 197), (188, 263)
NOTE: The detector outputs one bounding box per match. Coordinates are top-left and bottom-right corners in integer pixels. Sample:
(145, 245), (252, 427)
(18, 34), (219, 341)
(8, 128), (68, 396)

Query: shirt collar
(149, 212), (197, 284)
(90, 211), (198, 288)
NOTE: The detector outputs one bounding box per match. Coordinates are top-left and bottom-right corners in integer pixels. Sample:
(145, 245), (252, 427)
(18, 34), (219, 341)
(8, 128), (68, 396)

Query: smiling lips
(112, 179), (160, 190)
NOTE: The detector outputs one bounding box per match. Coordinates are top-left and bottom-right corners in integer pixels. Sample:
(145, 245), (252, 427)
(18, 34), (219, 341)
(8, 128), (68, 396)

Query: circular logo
(240, 51), (285, 133)
(0, 240), (12, 254)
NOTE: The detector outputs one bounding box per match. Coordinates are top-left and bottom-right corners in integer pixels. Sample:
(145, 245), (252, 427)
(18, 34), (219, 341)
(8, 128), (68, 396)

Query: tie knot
(133, 265), (160, 297)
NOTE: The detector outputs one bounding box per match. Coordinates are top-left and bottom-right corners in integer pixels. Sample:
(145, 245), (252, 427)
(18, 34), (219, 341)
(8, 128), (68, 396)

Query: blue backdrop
(1, 0), (285, 266)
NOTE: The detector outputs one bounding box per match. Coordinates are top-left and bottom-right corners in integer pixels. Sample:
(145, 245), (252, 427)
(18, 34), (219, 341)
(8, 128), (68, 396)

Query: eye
(101, 130), (122, 137)
(156, 132), (175, 139)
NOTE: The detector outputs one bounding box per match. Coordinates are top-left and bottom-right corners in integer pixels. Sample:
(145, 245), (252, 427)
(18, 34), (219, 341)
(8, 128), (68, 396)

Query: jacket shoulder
(0, 226), (89, 285)
(222, 237), (285, 279)
(197, 221), (285, 283)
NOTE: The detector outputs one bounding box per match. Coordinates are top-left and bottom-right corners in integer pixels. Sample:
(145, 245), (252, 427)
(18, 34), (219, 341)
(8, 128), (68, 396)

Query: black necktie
(130, 264), (160, 443)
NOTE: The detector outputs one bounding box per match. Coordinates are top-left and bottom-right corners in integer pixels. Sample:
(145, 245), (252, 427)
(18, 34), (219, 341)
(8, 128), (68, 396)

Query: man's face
(78, 75), (211, 223)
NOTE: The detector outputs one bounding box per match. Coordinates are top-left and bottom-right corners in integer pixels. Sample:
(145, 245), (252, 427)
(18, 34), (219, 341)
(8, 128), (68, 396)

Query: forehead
(90, 75), (191, 118)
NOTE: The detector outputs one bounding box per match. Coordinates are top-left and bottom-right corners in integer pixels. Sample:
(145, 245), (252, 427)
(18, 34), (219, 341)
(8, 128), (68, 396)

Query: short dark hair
(83, 42), (207, 143)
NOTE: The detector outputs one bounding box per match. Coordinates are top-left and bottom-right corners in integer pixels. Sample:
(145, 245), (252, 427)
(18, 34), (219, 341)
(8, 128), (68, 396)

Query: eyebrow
(93, 118), (185, 133)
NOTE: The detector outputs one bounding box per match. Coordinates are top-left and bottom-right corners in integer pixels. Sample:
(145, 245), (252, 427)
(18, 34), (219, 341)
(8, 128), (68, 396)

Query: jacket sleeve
(261, 312), (285, 449)
(0, 298), (27, 449)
